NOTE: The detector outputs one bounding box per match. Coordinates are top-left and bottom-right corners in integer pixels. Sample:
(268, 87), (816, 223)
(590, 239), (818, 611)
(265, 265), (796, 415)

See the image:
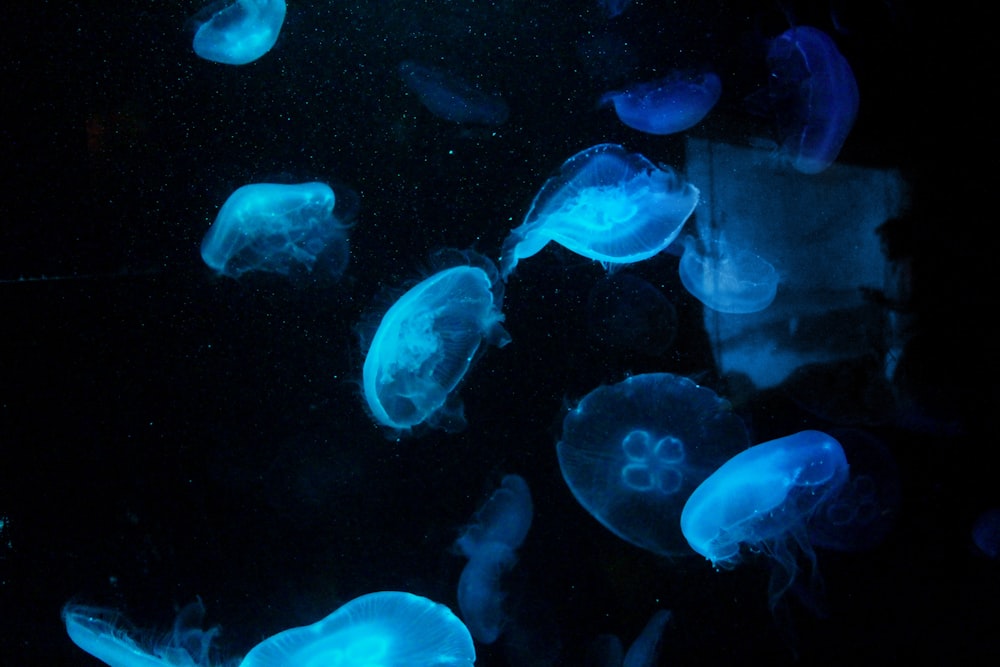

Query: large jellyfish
(453, 474), (533, 644)
(678, 235), (779, 314)
(557, 373), (750, 557)
(200, 181), (351, 279)
(500, 144), (699, 278)
(680, 430), (849, 607)
(239, 591), (475, 666)
(361, 249), (510, 434)
(600, 71), (721, 135)
(398, 61), (509, 125)
(191, 0), (287, 65)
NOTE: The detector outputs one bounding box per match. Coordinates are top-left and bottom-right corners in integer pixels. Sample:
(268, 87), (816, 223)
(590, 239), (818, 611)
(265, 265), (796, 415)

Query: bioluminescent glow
(500, 144), (699, 278)
(399, 61), (509, 125)
(191, 0), (286, 65)
(600, 71), (721, 135)
(678, 236), (779, 314)
(557, 373), (749, 557)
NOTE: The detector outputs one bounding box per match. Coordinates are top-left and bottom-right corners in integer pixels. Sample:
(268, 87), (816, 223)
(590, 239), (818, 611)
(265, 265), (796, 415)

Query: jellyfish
(239, 591), (476, 666)
(557, 373), (750, 557)
(200, 181), (351, 279)
(680, 430), (849, 607)
(454, 474), (533, 644)
(972, 508), (1000, 559)
(586, 273), (678, 356)
(191, 0), (286, 65)
(361, 249), (510, 434)
(585, 609), (671, 667)
(500, 144), (699, 279)
(398, 61), (509, 125)
(766, 25), (859, 174)
(678, 235), (779, 314)
(600, 71), (721, 135)
(62, 598), (227, 667)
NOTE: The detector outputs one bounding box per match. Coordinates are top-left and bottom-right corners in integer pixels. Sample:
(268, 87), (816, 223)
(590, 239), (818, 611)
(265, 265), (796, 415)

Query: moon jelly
(361, 249), (510, 434)
(239, 591), (476, 666)
(399, 61), (509, 125)
(191, 0), (286, 65)
(500, 144), (699, 278)
(200, 181), (351, 279)
(766, 26), (859, 174)
(600, 71), (721, 135)
(680, 430), (849, 606)
(678, 236), (779, 314)
(557, 373), (750, 557)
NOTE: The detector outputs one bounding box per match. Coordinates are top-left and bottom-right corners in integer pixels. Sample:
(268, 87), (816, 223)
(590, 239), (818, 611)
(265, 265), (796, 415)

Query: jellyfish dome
(191, 0), (287, 65)
(239, 591), (476, 666)
(599, 70), (722, 135)
(678, 236), (779, 314)
(557, 373), (750, 557)
(361, 249), (510, 434)
(500, 144), (699, 278)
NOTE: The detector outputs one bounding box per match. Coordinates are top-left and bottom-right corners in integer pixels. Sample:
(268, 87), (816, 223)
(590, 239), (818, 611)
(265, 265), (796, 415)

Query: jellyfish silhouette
(681, 430), (849, 608)
(398, 61), (509, 125)
(500, 144), (699, 278)
(361, 249), (510, 434)
(191, 0), (286, 65)
(587, 273), (678, 356)
(678, 235), (779, 314)
(557, 373), (750, 557)
(972, 509), (1000, 559)
(600, 71), (721, 135)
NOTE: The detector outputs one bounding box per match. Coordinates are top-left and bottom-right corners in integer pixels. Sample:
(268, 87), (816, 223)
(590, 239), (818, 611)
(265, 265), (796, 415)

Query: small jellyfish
(500, 144), (699, 278)
(200, 181), (351, 279)
(361, 249), (510, 434)
(191, 0), (287, 65)
(398, 61), (509, 125)
(239, 591), (476, 666)
(557, 373), (750, 557)
(678, 236), (779, 314)
(600, 71), (722, 135)
(680, 430), (849, 607)
(586, 273), (678, 356)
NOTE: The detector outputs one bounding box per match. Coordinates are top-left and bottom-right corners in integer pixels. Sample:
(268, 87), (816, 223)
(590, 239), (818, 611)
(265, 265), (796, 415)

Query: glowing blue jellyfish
(680, 430), (849, 607)
(191, 0), (286, 65)
(62, 598), (224, 667)
(600, 71), (721, 135)
(500, 144), (699, 279)
(678, 236), (779, 314)
(766, 26), (859, 174)
(239, 591), (475, 666)
(557, 373), (749, 557)
(454, 474), (533, 644)
(361, 249), (510, 434)
(399, 61), (509, 125)
(200, 182), (351, 279)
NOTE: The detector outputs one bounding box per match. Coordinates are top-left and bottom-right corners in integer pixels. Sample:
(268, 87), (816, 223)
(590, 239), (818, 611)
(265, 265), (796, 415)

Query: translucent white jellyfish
(361, 249), (510, 434)
(678, 236), (779, 314)
(500, 144), (699, 278)
(191, 0), (287, 65)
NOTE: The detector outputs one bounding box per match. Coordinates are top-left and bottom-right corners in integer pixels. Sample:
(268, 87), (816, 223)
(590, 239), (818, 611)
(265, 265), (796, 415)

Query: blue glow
(599, 0), (634, 19)
(361, 249), (510, 433)
(623, 610), (672, 667)
(557, 373), (749, 557)
(398, 61), (509, 125)
(678, 236), (779, 314)
(500, 144), (699, 278)
(200, 182), (350, 279)
(972, 509), (1000, 560)
(238, 591), (475, 666)
(587, 273), (677, 356)
(454, 474), (533, 644)
(680, 430), (848, 606)
(600, 71), (721, 135)
(766, 26), (859, 174)
(62, 599), (224, 667)
(191, 0), (286, 65)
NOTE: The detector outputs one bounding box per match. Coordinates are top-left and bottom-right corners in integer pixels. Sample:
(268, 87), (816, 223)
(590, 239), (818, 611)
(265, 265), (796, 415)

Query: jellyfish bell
(678, 235), (779, 314)
(190, 0), (287, 65)
(599, 70), (722, 135)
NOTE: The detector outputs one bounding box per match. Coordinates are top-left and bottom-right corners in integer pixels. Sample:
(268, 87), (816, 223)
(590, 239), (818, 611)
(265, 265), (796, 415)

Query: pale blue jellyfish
(238, 591), (475, 666)
(600, 71), (721, 135)
(678, 235), (779, 314)
(361, 249), (510, 434)
(200, 182), (351, 279)
(500, 144), (699, 278)
(454, 474), (533, 644)
(191, 0), (286, 65)
(680, 430), (849, 607)
(557, 373), (749, 557)
(399, 61), (509, 125)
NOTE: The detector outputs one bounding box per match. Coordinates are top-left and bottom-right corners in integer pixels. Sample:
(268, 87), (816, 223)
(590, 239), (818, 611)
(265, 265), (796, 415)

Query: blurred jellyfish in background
(398, 61), (509, 126)
(454, 474), (533, 644)
(599, 0), (634, 20)
(678, 235), (779, 314)
(587, 273), (678, 356)
(191, 0), (286, 65)
(500, 144), (699, 278)
(972, 508), (1000, 560)
(238, 591), (475, 666)
(200, 182), (351, 279)
(681, 430), (848, 608)
(360, 249), (510, 435)
(586, 609), (672, 667)
(600, 71), (722, 135)
(557, 373), (750, 557)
